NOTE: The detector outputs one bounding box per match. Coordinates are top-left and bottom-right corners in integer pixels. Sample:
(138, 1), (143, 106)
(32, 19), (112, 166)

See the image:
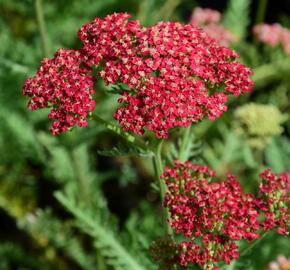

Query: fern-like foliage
(223, 0), (251, 40)
(203, 123), (256, 176)
(19, 209), (97, 270)
(55, 191), (147, 270)
(168, 126), (202, 163)
(98, 141), (153, 158)
(0, 110), (43, 164)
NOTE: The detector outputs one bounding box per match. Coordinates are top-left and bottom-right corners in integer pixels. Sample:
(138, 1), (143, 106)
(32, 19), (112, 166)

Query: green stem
(178, 125), (192, 163)
(71, 147), (89, 202)
(35, 0), (50, 57)
(239, 232), (268, 257)
(97, 252), (107, 270)
(91, 114), (150, 153)
(255, 0), (268, 25)
(153, 140), (173, 236)
(155, 140), (166, 197)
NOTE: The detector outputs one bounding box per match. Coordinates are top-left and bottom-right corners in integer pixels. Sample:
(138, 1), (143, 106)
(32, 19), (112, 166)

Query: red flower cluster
(23, 13), (252, 138)
(78, 13), (252, 138)
(22, 49), (95, 135)
(162, 161), (260, 268)
(255, 169), (289, 236)
(190, 8), (236, 47)
(161, 161), (289, 269)
(253, 23), (290, 55)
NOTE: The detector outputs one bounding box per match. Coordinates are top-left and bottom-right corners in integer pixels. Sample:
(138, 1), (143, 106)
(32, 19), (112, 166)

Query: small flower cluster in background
(23, 13), (252, 138)
(234, 103), (286, 149)
(253, 23), (290, 55)
(267, 255), (290, 270)
(256, 170), (289, 236)
(156, 161), (289, 269)
(190, 7), (236, 47)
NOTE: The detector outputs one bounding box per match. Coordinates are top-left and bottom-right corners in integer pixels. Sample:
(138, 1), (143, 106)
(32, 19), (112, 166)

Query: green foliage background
(0, 0), (289, 269)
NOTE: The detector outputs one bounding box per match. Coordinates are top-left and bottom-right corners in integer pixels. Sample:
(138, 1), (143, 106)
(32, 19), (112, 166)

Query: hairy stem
(35, 0), (50, 57)
(153, 140), (173, 236)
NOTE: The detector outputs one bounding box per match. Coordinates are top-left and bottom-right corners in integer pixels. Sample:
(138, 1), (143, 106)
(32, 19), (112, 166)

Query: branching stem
(153, 140), (173, 236)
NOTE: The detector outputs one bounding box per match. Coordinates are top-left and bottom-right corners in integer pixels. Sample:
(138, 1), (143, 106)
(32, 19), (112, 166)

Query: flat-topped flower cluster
(160, 161), (289, 269)
(23, 13), (252, 138)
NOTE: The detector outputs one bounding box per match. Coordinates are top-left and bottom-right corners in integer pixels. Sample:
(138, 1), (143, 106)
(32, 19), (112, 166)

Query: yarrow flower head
(23, 13), (252, 138)
(78, 13), (252, 138)
(22, 49), (95, 135)
(161, 161), (260, 269)
(160, 161), (289, 269)
(190, 8), (236, 47)
(255, 169), (290, 236)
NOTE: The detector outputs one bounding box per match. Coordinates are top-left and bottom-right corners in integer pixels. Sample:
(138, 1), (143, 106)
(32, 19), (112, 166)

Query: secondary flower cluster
(253, 23), (290, 55)
(160, 161), (289, 269)
(22, 49), (95, 135)
(190, 7), (236, 47)
(256, 169), (289, 236)
(23, 13), (252, 138)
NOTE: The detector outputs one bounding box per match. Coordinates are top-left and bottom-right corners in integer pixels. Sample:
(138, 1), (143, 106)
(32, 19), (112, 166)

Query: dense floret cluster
(255, 169), (289, 236)
(22, 49), (95, 135)
(23, 13), (253, 138)
(190, 8), (236, 47)
(79, 13), (252, 138)
(161, 161), (289, 269)
(162, 161), (259, 268)
(253, 23), (290, 55)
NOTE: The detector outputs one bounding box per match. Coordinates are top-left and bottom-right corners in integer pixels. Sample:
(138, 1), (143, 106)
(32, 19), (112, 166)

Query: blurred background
(0, 0), (289, 269)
